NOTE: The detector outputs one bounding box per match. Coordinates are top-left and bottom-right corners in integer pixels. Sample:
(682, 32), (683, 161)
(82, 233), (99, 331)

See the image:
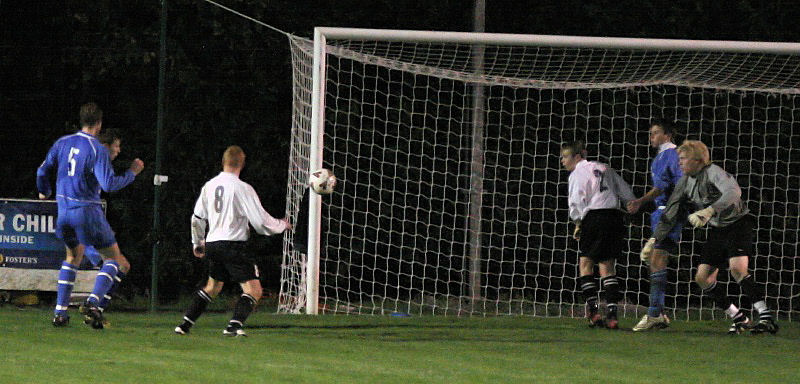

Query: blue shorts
(651, 207), (682, 253)
(84, 246), (103, 267)
(56, 204), (117, 250)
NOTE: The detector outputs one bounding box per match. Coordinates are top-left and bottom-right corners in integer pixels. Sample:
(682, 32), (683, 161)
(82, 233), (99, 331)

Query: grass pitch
(1, 306), (798, 383)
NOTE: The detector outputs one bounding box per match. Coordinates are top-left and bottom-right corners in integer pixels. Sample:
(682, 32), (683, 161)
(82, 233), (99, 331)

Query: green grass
(1, 306), (798, 384)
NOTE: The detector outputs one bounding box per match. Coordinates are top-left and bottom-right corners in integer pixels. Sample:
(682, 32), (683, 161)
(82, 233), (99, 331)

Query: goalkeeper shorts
(700, 215), (754, 269)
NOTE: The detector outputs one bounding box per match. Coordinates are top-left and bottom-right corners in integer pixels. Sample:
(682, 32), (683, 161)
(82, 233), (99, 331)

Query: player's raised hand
(129, 158), (145, 175)
(281, 218), (293, 231)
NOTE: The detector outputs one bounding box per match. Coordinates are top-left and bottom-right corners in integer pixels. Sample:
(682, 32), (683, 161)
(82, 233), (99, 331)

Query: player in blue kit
(627, 119), (682, 331)
(36, 103), (144, 328)
(81, 129), (125, 318)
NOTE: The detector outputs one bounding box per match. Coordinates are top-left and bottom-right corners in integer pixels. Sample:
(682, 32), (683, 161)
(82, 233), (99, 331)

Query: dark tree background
(1, 0), (798, 303)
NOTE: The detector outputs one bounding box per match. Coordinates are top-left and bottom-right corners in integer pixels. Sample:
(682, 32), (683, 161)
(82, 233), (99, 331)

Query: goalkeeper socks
(230, 293), (258, 326)
(702, 281), (734, 313)
(648, 269), (668, 317)
(732, 310), (748, 324)
(737, 274), (766, 305)
(752, 299), (773, 321)
(737, 274), (775, 320)
(579, 275), (599, 315)
(55, 262), (78, 316)
(87, 261), (120, 307)
(99, 270), (125, 311)
(181, 289), (213, 329)
(724, 303), (740, 319)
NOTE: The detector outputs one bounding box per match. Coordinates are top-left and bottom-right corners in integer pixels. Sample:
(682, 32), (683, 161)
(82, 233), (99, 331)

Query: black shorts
(700, 215), (754, 269)
(206, 241), (260, 283)
(579, 209), (625, 263)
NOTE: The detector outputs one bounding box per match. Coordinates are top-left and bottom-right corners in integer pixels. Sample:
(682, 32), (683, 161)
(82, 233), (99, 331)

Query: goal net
(280, 28), (800, 321)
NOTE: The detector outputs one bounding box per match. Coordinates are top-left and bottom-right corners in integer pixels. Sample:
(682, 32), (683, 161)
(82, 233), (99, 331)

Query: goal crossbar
(316, 27), (800, 54)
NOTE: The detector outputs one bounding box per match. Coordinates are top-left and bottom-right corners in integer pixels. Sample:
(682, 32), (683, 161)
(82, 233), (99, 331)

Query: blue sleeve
(36, 143), (59, 197)
(93, 146), (136, 192)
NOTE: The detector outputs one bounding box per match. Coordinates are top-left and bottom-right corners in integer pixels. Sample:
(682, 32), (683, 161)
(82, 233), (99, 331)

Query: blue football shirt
(36, 131), (135, 208)
(651, 146), (682, 207)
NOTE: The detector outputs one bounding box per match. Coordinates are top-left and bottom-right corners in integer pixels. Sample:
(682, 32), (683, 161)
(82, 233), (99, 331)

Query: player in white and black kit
(649, 140), (778, 334)
(561, 141), (635, 329)
(174, 146), (291, 337)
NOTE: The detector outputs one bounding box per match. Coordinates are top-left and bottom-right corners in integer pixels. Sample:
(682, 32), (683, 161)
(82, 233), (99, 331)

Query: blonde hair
(678, 140), (711, 166)
(222, 145), (246, 168)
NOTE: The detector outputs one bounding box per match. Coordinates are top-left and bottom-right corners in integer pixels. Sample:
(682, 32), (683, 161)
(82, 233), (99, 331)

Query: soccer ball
(309, 168), (337, 195)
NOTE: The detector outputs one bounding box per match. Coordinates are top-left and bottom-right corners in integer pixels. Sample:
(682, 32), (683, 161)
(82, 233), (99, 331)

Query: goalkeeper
(626, 120), (682, 331)
(645, 140), (778, 334)
(561, 141), (635, 330)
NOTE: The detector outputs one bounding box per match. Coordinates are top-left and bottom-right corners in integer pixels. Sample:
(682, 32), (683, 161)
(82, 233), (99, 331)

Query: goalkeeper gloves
(688, 206), (715, 228)
(640, 238), (656, 264)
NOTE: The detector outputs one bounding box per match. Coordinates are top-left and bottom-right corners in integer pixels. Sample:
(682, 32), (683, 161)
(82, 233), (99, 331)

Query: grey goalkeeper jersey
(653, 163), (749, 242)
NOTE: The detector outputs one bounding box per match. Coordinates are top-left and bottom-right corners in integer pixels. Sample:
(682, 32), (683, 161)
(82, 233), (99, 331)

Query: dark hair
(80, 102), (103, 127)
(98, 128), (121, 146)
(650, 118), (675, 137)
(561, 140), (586, 157)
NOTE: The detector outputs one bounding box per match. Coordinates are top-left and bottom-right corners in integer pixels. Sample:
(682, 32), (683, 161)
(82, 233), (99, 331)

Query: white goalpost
(280, 27), (800, 320)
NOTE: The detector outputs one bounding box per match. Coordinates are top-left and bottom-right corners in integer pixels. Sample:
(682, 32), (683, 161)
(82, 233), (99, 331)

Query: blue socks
(87, 261), (120, 307)
(99, 270), (125, 311)
(648, 269), (668, 317)
(55, 262), (77, 316)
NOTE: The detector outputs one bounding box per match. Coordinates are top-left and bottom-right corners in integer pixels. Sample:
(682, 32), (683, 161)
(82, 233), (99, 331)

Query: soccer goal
(280, 27), (800, 320)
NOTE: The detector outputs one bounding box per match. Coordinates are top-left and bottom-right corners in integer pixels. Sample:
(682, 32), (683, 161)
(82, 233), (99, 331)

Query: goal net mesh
(281, 33), (800, 320)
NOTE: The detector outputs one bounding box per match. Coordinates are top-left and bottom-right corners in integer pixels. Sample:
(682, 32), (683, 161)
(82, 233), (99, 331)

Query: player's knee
(243, 284), (262, 302)
(249, 287), (263, 302)
(205, 282), (223, 297)
(730, 269), (747, 283)
(650, 252), (668, 271)
(117, 258), (131, 273)
(694, 274), (712, 289)
(66, 254), (82, 266)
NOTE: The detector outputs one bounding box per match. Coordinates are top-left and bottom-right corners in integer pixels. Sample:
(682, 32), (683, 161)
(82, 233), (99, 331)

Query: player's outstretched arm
(94, 147), (140, 192)
(240, 183), (289, 235)
(627, 187), (663, 214)
(129, 158), (144, 175)
(606, 167), (635, 204)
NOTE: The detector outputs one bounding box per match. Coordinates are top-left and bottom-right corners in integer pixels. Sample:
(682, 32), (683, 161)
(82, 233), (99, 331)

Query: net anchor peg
(153, 174), (169, 186)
